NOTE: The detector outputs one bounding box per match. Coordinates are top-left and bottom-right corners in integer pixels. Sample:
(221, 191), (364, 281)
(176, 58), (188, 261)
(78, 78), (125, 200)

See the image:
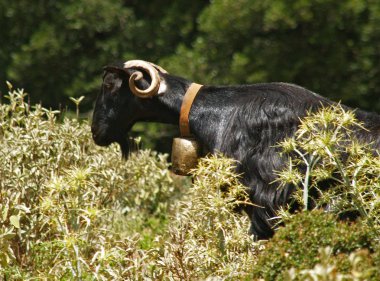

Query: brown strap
(179, 83), (203, 137)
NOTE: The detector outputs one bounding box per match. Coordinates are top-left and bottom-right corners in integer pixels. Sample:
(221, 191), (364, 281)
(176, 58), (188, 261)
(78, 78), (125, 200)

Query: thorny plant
(152, 155), (260, 280)
(277, 104), (380, 237)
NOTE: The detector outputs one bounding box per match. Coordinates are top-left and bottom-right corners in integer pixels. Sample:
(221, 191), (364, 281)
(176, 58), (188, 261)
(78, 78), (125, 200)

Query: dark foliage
(252, 211), (380, 280)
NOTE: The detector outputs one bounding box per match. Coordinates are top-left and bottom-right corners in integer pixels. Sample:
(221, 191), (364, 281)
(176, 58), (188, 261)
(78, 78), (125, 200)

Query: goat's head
(91, 60), (169, 157)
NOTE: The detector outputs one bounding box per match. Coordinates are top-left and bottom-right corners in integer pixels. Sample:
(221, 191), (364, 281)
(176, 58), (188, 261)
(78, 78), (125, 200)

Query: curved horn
(124, 60), (161, 98)
(149, 62), (168, 74)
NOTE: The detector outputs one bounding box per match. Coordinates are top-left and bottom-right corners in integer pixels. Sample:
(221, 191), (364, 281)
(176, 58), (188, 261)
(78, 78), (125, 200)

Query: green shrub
(0, 87), (256, 279)
(263, 104), (380, 281)
(0, 87), (180, 279)
(253, 211), (380, 280)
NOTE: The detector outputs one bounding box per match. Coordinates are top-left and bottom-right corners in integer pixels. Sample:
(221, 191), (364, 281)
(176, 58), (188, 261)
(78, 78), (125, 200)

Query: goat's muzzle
(91, 126), (113, 146)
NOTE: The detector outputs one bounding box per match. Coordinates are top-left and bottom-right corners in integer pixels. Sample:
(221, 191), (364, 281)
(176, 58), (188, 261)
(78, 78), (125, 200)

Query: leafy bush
(253, 211), (380, 280)
(0, 87), (258, 280)
(0, 87), (180, 279)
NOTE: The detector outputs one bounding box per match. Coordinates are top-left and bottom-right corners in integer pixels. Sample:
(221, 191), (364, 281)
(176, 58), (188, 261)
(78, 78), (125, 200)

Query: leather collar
(179, 83), (203, 137)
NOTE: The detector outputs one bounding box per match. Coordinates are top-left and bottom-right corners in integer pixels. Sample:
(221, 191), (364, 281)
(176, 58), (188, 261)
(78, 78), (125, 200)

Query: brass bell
(171, 137), (201, 175)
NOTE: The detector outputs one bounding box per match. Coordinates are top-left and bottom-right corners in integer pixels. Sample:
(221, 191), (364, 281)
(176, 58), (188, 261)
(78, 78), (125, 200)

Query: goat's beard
(118, 136), (130, 159)
(118, 136), (139, 159)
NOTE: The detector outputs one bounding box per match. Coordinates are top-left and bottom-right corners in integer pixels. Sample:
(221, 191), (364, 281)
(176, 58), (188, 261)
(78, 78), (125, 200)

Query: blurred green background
(1, 0), (379, 151)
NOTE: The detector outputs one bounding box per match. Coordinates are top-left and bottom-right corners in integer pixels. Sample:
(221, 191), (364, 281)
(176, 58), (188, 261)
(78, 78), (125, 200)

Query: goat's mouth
(91, 124), (136, 159)
(91, 126), (117, 147)
(92, 132), (113, 146)
(92, 132), (131, 159)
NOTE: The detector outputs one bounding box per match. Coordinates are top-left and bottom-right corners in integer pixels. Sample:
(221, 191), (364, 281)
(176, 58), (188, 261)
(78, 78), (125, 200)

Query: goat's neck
(156, 75), (193, 119)
(159, 77), (234, 151)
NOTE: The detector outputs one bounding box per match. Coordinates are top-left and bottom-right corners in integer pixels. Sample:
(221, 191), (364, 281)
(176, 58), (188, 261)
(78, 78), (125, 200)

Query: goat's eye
(104, 83), (112, 90)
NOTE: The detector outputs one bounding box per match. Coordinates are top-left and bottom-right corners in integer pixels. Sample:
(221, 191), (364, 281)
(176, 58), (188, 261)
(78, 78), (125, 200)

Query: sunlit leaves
(278, 104), (380, 235)
(0, 89), (177, 279)
(154, 154), (258, 279)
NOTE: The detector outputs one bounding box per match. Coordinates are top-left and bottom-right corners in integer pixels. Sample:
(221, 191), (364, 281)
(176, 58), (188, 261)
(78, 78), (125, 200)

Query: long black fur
(92, 63), (380, 239)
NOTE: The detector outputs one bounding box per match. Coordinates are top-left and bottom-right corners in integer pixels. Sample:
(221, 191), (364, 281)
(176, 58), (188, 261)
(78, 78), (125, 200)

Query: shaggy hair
(188, 82), (379, 238)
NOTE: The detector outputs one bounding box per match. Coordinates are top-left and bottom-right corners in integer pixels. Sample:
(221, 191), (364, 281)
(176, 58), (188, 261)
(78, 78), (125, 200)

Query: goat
(91, 60), (380, 239)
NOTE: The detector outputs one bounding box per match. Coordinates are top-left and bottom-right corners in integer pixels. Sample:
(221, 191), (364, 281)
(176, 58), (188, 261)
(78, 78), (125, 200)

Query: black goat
(91, 60), (380, 239)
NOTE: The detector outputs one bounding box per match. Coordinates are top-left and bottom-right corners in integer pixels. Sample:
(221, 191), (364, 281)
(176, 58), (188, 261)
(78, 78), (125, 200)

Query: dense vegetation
(2, 1), (379, 279)
(1, 85), (379, 279)
(1, 0), (380, 112)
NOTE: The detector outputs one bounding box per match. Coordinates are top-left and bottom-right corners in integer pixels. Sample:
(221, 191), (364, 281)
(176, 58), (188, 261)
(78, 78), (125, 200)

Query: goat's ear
(103, 66), (126, 77)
